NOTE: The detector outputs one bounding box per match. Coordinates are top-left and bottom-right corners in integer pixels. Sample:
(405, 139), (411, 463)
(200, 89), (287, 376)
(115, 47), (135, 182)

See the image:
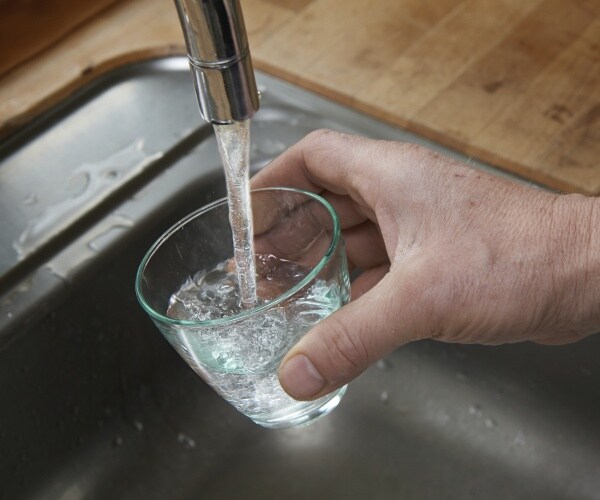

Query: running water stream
(213, 121), (257, 307)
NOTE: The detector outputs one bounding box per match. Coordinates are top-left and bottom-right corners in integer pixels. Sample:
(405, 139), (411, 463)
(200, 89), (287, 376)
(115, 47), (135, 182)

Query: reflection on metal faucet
(174, 0), (260, 124)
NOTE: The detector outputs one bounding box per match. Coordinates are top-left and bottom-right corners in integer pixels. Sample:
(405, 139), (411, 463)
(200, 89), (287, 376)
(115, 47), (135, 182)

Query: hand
(251, 130), (600, 400)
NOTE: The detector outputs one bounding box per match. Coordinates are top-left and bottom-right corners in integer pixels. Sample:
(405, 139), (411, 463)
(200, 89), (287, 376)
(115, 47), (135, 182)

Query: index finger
(250, 129), (385, 207)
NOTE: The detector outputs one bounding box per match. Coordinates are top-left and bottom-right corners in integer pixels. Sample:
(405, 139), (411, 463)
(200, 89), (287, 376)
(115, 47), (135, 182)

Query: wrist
(551, 194), (600, 340)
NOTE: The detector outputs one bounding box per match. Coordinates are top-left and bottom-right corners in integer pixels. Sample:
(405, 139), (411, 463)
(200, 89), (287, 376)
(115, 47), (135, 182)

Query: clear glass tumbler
(136, 187), (350, 428)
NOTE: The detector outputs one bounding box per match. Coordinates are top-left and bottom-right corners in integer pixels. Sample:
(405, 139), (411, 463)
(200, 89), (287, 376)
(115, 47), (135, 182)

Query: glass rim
(135, 187), (341, 327)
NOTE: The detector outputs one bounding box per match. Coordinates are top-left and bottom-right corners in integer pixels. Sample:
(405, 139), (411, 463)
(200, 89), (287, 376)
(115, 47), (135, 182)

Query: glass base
(252, 386), (347, 429)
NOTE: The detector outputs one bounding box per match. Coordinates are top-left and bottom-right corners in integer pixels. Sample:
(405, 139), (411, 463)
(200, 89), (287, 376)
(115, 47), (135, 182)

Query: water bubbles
(203, 268), (228, 286)
(165, 255), (341, 419)
(168, 263), (242, 322)
(177, 432), (196, 450)
(212, 350), (241, 371)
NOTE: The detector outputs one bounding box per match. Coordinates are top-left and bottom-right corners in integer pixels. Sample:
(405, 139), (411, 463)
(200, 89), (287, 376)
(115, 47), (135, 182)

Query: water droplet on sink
(86, 213), (134, 253)
(376, 359), (389, 370)
(23, 193), (38, 205)
(13, 138), (161, 260)
(177, 433), (196, 450)
(484, 418), (496, 429)
(380, 391), (389, 403)
(133, 420), (144, 432)
(67, 171), (90, 196)
(113, 436), (123, 447)
(513, 431), (526, 445)
(17, 280), (31, 293)
(6, 312), (13, 319)
(103, 169), (119, 179)
(468, 404), (482, 417)
(438, 411), (450, 424)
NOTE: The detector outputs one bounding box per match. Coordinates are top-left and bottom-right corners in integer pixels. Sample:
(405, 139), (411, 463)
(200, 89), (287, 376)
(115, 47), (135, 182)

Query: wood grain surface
(0, 0), (121, 76)
(1, 0), (598, 194)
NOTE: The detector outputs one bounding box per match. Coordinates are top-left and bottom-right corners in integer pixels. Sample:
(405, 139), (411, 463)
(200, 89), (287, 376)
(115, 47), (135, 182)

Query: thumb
(278, 273), (407, 400)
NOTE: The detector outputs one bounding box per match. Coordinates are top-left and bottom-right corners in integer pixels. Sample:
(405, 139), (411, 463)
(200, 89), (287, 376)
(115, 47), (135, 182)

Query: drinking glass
(136, 187), (350, 428)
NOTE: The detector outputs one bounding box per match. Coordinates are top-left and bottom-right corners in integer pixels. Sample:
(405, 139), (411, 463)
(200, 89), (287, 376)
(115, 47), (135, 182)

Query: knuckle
(320, 316), (369, 381)
(304, 128), (339, 146)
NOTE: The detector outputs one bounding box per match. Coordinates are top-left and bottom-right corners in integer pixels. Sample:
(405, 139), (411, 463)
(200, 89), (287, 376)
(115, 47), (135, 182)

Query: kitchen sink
(0, 57), (598, 500)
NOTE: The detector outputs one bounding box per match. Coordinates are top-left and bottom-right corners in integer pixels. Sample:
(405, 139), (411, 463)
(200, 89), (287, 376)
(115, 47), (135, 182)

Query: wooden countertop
(1, 0), (598, 194)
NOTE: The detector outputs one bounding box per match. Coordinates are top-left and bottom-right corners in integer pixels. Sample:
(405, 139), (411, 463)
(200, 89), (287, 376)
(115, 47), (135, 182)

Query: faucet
(174, 0), (260, 124)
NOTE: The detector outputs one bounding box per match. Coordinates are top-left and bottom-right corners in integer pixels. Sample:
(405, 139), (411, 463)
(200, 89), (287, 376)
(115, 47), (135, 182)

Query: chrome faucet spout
(174, 0), (260, 124)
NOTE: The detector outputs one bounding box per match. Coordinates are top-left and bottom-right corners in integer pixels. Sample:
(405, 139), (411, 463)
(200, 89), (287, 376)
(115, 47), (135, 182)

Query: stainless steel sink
(0, 57), (598, 500)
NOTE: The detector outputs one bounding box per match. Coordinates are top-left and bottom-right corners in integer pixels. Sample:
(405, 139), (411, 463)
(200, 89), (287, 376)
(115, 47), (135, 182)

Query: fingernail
(279, 354), (325, 399)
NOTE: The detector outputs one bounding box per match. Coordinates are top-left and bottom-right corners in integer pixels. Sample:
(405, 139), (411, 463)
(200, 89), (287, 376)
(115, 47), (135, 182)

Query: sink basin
(0, 57), (598, 500)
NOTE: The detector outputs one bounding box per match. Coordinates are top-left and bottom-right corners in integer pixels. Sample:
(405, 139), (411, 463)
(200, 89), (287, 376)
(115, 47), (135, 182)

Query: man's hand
(251, 130), (600, 401)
